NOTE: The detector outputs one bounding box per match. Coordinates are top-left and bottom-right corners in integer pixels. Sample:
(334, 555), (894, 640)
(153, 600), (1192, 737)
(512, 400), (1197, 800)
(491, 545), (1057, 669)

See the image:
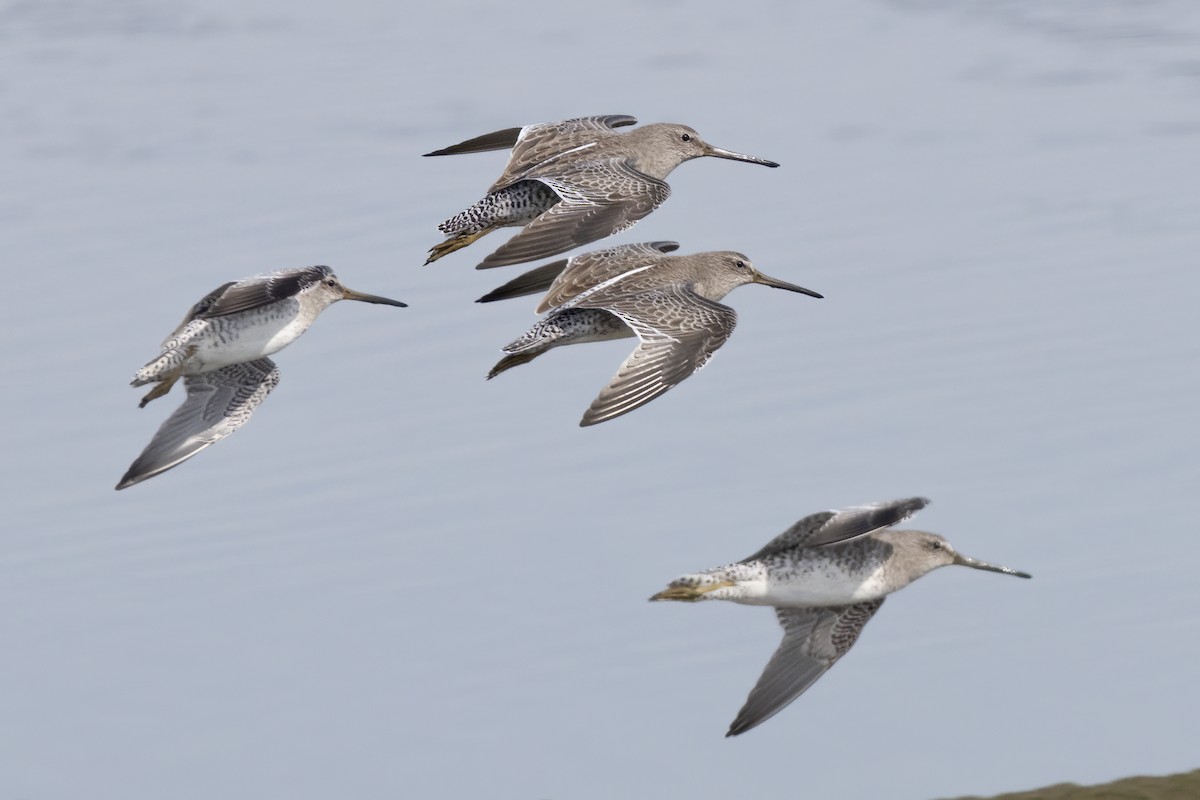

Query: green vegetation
(945, 769), (1200, 800)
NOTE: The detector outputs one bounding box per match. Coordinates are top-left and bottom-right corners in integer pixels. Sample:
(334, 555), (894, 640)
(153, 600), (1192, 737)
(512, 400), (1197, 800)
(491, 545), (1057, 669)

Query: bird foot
(649, 581), (735, 602)
(425, 229), (491, 265)
(486, 350), (539, 380)
(138, 375), (179, 408)
(137, 346), (196, 407)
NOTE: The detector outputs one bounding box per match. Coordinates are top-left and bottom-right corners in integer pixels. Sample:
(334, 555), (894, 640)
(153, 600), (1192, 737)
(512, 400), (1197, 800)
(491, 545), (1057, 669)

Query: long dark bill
(341, 288), (408, 307)
(954, 553), (1032, 579)
(704, 144), (780, 168)
(754, 272), (823, 299)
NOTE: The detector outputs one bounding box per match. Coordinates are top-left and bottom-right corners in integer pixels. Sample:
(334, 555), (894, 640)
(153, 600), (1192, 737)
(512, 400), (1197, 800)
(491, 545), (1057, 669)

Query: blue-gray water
(2, 0), (1198, 797)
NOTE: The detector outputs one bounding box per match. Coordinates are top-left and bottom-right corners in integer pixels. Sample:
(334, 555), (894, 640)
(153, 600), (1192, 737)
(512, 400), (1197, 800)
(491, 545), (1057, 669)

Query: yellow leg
(486, 350), (540, 380)
(649, 581), (736, 602)
(138, 346), (196, 407)
(425, 228), (494, 265)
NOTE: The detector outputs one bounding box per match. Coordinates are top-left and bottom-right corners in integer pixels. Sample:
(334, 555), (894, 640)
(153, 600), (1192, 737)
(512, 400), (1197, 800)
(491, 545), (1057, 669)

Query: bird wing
(475, 258), (572, 304)
(179, 266), (329, 327)
(485, 115), (638, 190)
(741, 497), (930, 562)
(726, 600), (885, 737)
(423, 115), (636, 172)
(115, 358), (280, 490)
(161, 281), (235, 342)
(476, 241), (680, 306)
(573, 284), (736, 426)
(536, 241), (680, 312)
(476, 158), (671, 269)
(422, 126), (525, 157)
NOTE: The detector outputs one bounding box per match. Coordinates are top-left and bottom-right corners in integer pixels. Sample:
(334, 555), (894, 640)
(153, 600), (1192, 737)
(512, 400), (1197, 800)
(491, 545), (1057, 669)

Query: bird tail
(649, 574), (736, 602)
(485, 312), (578, 379)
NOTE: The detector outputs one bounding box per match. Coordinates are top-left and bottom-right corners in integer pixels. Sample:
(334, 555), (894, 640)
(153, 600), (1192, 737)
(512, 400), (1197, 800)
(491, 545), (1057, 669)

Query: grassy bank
(945, 768), (1200, 800)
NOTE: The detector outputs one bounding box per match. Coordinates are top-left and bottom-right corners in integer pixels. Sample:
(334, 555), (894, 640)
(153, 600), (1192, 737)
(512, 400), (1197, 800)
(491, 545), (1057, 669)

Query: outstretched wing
(422, 127), (525, 157)
(424, 115), (635, 172)
(726, 600), (885, 737)
(178, 266), (329, 328)
(742, 497), (930, 562)
(116, 359), (280, 490)
(575, 284), (736, 426)
(477, 159), (670, 269)
(476, 258), (572, 304)
(475, 242), (680, 306)
(536, 241), (680, 312)
(487, 115), (638, 190)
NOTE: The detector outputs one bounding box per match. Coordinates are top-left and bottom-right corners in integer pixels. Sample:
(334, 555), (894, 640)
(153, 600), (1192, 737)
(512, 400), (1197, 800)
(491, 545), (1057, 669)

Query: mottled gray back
(487, 115), (638, 191)
(742, 497), (930, 562)
(185, 266), (331, 322)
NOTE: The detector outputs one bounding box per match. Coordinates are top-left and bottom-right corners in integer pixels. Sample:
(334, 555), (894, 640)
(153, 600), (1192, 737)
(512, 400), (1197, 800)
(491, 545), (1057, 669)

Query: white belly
(196, 303), (312, 370)
(760, 564), (891, 607)
(695, 558), (892, 608)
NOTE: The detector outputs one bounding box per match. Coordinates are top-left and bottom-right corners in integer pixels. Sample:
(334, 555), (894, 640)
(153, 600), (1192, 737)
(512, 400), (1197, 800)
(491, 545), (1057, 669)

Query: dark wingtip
(890, 497), (931, 522)
(475, 243), (544, 270)
(423, 126), (524, 157)
(477, 259), (570, 302)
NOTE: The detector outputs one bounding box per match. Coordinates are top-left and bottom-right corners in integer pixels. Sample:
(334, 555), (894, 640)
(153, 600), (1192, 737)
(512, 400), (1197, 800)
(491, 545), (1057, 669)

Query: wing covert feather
(487, 115), (638, 190)
(726, 600), (885, 737)
(184, 267), (328, 323)
(477, 159), (670, 269)
(575, 286), (736, 426)
(535, 241), (679, 312)
(116, 359), (280, 489)
(743, 498), (930, 562)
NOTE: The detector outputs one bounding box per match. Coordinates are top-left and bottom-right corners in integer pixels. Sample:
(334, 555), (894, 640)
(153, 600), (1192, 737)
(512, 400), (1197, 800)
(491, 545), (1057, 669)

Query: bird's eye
(325, 278), (337, 286)
(930, 541), (942, 550)
(681, 133), (692, 142)
(735, 260), (747, 269)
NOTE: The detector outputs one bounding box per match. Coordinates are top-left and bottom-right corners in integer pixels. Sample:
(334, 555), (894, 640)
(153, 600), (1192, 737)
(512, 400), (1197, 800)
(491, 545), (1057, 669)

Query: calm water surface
(1, 0), (1198, 797)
